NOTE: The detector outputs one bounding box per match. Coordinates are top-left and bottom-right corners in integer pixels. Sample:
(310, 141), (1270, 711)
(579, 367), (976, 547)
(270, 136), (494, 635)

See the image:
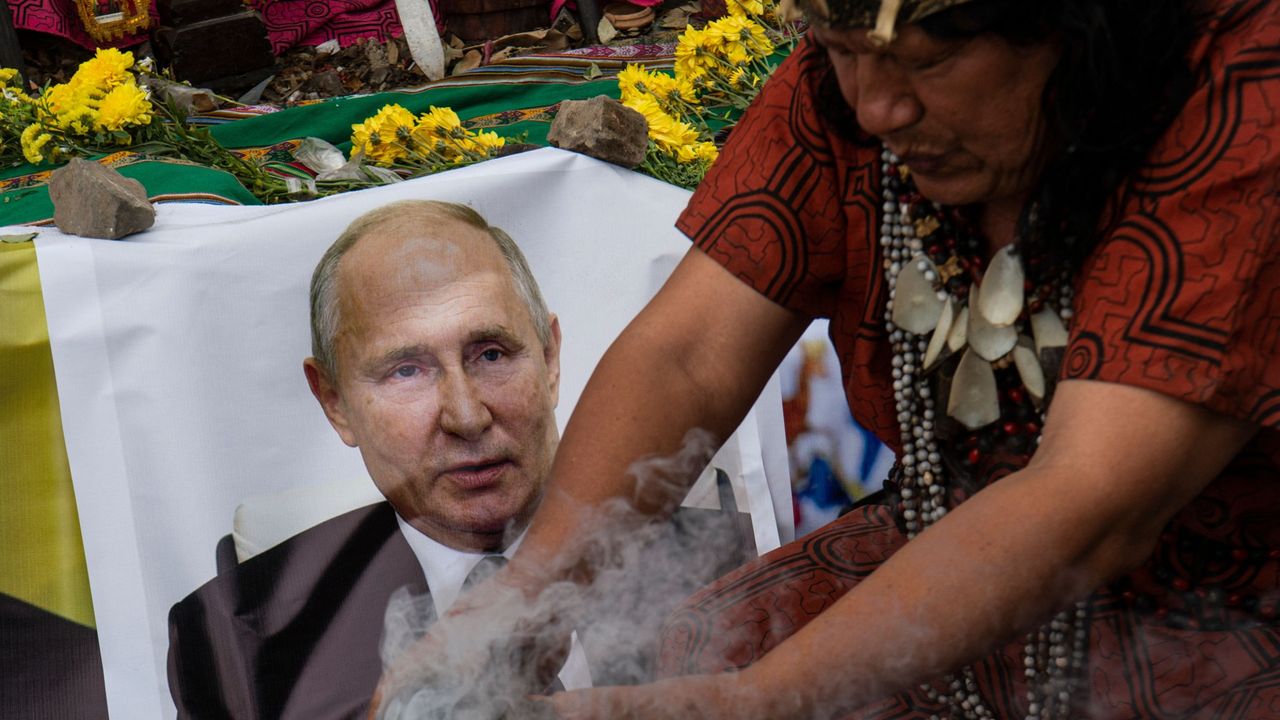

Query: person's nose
(437, 370), (493, 441)
(842, 54), (922, 139)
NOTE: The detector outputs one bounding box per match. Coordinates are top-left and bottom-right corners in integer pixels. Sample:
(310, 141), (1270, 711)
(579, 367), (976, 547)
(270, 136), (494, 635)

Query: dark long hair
(807, 3), (1193, 289)
(913, 0), (1206, 277)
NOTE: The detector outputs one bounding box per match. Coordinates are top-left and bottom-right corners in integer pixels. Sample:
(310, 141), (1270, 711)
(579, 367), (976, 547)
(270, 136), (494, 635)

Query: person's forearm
(513, 248), (808, 581)
(516, 317), (778, 577)
(738, 467), (1155, 719)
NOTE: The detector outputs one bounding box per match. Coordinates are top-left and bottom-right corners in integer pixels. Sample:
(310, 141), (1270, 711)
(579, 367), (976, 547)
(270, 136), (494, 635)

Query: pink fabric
(5, 0), (429, 54)
(7, 0), (154, 50)
(248, 0), (441, 55)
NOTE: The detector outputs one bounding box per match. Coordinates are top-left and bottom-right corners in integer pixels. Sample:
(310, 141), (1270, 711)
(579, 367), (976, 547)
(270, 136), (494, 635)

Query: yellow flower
(675, 26), (715, 83)
(675, 74), (703, 100)
(617, 65), (650, 104)
(618, 66), (678, 103)
(95, 80), (152, 132)
(408, 123), (443, 155)
(42, 82), (94, 118)
(675, 141), (719, 164)
(470, 130), (505, 152)
(625, 93), (670, 128)
(20, 124), (54, 164)
(706, 16), (774, 60)
(40, 83), (97, 136)
(0, 68), (17, 86)
(418, 106), (462, 134)
(654, 114), (699, 147)
(74, 48), (135, 91)
(2, 85), (32, 104)
(633, 95), (700, 153)
(350, 104), (417, 166)
(726, 0), (764, 18)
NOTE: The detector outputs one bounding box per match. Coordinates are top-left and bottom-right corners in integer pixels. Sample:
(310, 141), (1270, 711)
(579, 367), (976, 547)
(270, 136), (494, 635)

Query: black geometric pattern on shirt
(793, 38), (886, 340)
(691, 147), (827, 306)
(845, 163), (888, 340)
(1211, 0), (1272, 48)
(1249, 389), (1280, 427)
(1132, 41), (1280, 196)
(655, 505), (899, 677)
(1205, 661), (1280, 720)
(1098, 212), (1230, 364)
(789, 40), (846, 161)
(1063, 330), (1105, 380)
(656, 505), (1280, 720)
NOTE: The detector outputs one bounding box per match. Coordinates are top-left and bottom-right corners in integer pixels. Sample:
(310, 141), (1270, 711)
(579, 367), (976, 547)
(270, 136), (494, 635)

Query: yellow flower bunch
(616, 0), (797, 188)
(618, 65), (686, 106)
(351, 103), (505, 169)
(705, 15), (775, 63)
(416, 105), (463, 134)
(12, 48), (157, 163)
(0, 68), (31, 103)
(1, 51), (347, 203)
(45, 48), (153, 133)
(411, 105), (503, 161)
(624, 91), (715, 176)
(350, 103), (417, 165)
(74, 48), (136, 90)
(674, 26), (712, 84)
(725, 0), (765, 18)
(676, 141), (719, 164)
(20, 123), (55, 164)
(96, 81), (153, 132)
(627, 95), (700, 151)
(671, 14), (780, 110)
(0, 67), (36, 166)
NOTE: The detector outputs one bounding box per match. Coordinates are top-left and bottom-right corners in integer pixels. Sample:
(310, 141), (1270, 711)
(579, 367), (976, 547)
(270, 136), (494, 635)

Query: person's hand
(540, 674), (751, 720)
(368, 563), (573, 720)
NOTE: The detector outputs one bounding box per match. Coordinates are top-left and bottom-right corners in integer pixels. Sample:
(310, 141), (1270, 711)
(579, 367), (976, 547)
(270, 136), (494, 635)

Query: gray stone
(547, 95), (648, 168)
(49, 159), (156, 240)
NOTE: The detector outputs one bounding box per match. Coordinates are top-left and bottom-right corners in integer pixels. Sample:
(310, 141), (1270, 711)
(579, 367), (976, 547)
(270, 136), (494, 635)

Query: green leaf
(585, 63), (602, 81)
(1, 232), (37, 244)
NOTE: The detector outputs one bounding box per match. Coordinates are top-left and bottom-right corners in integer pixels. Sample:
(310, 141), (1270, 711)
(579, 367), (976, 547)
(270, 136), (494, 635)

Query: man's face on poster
(308, 216), (561, 552)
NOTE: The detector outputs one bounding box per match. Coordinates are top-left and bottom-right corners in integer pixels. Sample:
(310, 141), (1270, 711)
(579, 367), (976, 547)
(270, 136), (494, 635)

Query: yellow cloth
(0, 240), (95, 628)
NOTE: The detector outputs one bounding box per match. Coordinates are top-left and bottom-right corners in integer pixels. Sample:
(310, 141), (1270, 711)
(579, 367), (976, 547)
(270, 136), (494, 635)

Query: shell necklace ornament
(879, 148), (1088, 720)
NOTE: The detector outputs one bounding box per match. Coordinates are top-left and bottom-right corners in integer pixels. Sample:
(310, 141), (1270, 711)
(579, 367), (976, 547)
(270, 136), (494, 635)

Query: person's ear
(304, 358), (359, 447)
(544, 314), (562, 409)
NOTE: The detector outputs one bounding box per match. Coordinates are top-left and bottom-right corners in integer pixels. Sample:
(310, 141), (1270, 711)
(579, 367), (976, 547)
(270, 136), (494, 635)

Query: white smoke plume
(376, 429), (754, 719)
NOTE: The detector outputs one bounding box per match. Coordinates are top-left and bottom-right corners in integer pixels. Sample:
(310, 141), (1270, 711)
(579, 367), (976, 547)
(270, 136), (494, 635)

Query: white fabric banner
(23, 148), (793, 719)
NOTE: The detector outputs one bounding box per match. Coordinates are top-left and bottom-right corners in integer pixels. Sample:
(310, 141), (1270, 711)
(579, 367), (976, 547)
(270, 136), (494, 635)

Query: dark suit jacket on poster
(168, 501), (426, 720)
(168, 472), (756, 719)
(0, 592), (109, 720)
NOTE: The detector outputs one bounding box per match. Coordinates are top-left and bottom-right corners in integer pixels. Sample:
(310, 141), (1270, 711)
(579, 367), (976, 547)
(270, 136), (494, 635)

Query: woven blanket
(0, 49), (685, 224)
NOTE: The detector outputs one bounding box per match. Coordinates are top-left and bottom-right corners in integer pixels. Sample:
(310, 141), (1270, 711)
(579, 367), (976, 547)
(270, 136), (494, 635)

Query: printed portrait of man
(166, 199), (591, 719)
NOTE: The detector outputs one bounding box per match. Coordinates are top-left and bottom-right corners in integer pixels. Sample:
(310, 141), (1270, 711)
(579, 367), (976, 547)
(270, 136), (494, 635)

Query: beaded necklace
(879, 148), (1089, 720)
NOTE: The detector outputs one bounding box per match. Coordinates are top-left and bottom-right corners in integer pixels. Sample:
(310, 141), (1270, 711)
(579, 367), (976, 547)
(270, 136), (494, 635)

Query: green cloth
(0, 78), (622, 227)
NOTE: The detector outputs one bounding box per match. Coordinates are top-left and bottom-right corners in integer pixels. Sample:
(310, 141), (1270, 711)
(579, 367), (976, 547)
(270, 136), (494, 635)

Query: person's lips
(899, 151), (952, 176)
(441, 459), (513, 490)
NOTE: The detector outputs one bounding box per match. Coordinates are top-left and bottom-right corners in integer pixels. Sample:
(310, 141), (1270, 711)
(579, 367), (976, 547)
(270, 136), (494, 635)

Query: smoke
(377, 429), (755, 719)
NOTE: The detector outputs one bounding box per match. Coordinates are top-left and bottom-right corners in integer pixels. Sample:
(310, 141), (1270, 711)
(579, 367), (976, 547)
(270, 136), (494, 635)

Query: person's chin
(908, 172), (984, 207)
